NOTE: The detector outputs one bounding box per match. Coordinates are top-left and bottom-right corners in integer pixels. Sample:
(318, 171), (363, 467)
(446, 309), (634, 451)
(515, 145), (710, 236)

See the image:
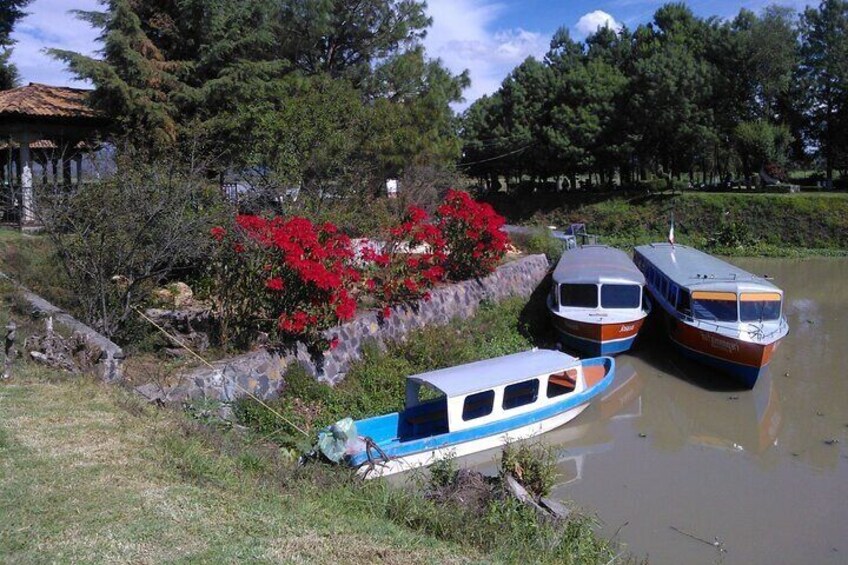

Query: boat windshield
(560, 284), (598, 308)
(692, 291), (738, 322)
(601, 284), (641, 309)
(740, 293), (782, 322)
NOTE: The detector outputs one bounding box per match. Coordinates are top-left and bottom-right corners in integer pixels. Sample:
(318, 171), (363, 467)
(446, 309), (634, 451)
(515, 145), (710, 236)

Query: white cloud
(9, 0), (101, 88)
(574, 10), (622, 39)
(424, 0), (548, 110)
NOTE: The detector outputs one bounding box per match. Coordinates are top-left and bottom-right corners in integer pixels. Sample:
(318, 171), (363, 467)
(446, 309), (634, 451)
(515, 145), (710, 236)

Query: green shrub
(521, 228), (565, 261)
(708, 219), (758, 249)
(500, 442), (557, 498)
(428, 456), (458, 489)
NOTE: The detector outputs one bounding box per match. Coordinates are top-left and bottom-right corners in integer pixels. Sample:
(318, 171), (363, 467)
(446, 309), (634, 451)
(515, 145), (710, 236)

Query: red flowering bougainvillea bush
(435, 189), (509, 280)
(209, 190), (509, 348)
(361, 206), (446, 318)
(210, 215), (360, 347)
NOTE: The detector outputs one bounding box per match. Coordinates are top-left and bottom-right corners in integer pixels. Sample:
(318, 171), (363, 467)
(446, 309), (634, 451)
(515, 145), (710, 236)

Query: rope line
(133, 307), (309, 437)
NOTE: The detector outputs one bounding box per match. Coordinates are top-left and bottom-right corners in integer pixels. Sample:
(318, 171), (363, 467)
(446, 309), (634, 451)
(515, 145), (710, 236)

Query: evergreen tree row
(461, 2), (848, 191)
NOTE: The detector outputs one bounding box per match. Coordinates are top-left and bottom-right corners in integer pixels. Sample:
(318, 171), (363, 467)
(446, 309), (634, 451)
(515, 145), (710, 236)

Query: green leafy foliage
(511, 228), (565, 262)
(800, 0), (848, 183)
(500, 442), (558, 498)
(35, 144), (228, 341)
(51, 0), (467, 190)
(460, 3), (830, 193)
(0, 0), (31, 89)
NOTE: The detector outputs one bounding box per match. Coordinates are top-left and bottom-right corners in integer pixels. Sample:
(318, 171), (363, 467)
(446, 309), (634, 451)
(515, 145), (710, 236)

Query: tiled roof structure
(0, 139), (92, 150)
(0, 83), (102, 120)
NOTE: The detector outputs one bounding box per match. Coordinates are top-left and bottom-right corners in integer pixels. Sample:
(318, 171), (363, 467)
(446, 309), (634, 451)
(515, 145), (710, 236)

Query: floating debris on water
(728, 395), (739, 400)
(669, 526), (727, 553)
(823, 439), (840, 446)
(638, 433), (647, 438)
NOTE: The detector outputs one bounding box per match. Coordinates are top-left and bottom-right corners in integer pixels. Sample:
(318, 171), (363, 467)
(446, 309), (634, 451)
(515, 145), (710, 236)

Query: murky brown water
(467, 257), (848, 564)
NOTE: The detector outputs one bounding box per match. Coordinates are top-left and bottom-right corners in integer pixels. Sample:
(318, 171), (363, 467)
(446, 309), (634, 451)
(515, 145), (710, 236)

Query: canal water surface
(468, 257), (848, 564)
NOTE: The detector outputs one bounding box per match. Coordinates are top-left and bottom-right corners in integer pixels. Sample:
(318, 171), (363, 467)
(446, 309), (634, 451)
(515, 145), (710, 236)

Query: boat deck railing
(681, 314), (788, 341)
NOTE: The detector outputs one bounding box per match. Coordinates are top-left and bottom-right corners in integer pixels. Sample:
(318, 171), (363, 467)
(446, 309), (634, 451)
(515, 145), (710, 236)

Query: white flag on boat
(668, 215), (675, 247)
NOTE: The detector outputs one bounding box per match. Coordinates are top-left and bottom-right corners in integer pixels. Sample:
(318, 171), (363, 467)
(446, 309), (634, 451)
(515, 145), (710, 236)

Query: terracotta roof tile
(0, 139), (92, 150)
(0, 83), (103, 120)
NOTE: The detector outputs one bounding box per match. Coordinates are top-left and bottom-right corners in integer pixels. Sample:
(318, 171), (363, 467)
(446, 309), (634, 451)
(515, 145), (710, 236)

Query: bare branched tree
(35, 140), (227, 340)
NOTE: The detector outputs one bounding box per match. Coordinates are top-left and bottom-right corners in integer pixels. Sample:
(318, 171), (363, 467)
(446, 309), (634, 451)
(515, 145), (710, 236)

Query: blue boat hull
(556, 330), (637, 357)
(348, 356), (616, 470)
(670, 336), (766, 389)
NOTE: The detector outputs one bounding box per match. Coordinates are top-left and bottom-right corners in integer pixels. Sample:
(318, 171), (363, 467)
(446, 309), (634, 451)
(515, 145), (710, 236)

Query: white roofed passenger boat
(634, 243), (788, 388)
(548, 245), (650, 356)
(339, 349), (615, 478)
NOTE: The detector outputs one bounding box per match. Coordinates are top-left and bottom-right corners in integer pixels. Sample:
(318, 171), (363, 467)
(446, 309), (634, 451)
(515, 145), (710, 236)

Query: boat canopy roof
(407, 349), (579, 398)
(634, 244), (782, 293)
(552, 245), (645, 286)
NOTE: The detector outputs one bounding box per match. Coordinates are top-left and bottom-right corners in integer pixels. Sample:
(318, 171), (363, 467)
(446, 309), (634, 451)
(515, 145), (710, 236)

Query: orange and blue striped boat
(634, 244), (789, 388)
(548, 245), (651, 356)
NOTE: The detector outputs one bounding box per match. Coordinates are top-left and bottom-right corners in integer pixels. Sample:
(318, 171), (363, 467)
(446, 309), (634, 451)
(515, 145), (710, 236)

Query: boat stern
(552, 315), (644, 356)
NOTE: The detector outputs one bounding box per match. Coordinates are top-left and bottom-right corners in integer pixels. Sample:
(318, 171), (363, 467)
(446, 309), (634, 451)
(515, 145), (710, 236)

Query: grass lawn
(494, 191), (848, 257)
(0, 368), (476, 564)
(0, 285), (472, 563)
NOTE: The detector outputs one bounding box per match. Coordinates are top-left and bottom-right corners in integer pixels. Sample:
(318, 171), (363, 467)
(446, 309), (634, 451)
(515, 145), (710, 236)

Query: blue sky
(10, 0), (811, 108)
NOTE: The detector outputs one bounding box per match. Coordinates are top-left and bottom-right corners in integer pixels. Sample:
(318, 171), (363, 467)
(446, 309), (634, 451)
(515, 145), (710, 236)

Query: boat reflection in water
(654, 366), (780, 455)
(414, 356), (782, 492)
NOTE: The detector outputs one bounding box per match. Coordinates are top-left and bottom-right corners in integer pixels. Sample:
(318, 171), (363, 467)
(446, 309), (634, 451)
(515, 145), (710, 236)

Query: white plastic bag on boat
(317, 417), (361, 463)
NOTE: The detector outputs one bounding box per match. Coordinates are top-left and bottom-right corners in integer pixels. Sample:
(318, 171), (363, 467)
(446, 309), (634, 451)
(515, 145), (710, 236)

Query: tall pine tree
(50, 0), (189, 147)
(0, 0), (32, 90)
(800, 0), (848, 184)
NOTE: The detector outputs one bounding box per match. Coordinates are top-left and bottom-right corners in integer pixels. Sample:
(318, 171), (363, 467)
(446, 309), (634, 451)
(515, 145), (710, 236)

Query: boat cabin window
(550, 284), (559, 308)
(600, 284), (641, 309)
(503, 379), (540, 410)
(462, 390), (495, 421)
(740, 293), (782, 322)
(677, 290), (692, 316)
(560, 284), (598, 308)
(691, 291), (738, 322)
(547, 370), (577, 398)
(667, 283), (679, 306)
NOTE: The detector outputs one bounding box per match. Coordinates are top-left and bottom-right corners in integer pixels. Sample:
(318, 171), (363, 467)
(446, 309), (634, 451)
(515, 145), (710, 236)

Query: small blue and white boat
(342, 349), (615, 478)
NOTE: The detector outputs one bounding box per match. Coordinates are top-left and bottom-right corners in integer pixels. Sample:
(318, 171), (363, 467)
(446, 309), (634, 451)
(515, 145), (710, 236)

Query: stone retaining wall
(0, 272), (124, 382)
(156, 254), (550, 404)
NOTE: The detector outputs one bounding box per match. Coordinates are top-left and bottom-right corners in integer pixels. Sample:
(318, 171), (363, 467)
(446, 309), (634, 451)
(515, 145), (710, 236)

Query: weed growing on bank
(501, 442), (558, 497)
